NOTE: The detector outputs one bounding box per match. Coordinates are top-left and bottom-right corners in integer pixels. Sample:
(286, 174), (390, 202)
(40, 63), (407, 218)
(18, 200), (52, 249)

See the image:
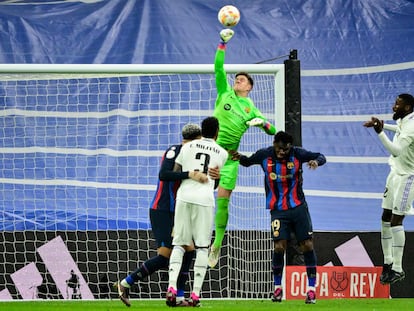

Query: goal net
(0, 64), (285, 300)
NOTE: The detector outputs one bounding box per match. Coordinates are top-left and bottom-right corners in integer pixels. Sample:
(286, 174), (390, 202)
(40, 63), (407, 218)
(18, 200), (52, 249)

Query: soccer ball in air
(218, 5), (240, 27)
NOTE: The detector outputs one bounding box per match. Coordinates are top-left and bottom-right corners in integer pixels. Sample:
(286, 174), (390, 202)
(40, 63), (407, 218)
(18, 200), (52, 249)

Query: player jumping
(208, 29), (277, 268)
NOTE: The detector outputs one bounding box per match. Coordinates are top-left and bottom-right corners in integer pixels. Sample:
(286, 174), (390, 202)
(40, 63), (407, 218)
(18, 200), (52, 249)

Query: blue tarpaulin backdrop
(0, 0), (414, 231)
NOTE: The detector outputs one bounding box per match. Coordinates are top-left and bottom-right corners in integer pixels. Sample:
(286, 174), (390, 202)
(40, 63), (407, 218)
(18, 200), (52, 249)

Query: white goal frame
(0, 63), (285, 301)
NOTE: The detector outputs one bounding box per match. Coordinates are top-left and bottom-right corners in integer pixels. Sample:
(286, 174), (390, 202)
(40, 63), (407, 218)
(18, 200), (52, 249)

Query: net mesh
(0, 67), (284, 300)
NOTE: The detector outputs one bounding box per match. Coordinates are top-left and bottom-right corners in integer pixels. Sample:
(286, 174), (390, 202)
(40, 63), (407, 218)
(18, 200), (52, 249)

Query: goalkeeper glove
(220, 29), (234, 43)
(246, 118), (264, 127)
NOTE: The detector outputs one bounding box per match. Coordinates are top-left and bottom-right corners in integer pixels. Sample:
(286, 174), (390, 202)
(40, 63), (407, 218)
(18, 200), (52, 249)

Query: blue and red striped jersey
(239, 146), (326, 211)
(150, 144), (189, 212)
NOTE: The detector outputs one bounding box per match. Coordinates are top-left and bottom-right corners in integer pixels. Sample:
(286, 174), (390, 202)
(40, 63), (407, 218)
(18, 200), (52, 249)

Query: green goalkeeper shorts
(218, 158), (239, 191)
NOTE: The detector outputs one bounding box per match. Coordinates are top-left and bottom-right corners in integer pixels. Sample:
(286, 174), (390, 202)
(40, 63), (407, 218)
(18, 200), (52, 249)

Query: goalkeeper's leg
(212, 161), (238, 249)
(209, 161), (238, 267)
(212, 195), (230, 249)
(208, 193), (230, 268)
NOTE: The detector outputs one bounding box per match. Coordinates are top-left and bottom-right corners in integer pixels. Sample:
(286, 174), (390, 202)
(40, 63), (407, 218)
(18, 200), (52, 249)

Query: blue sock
(177, 250), (195, 296)
(272, 251), (284, 286)
(129, 255), (169, 284)
(303, 250), (317, 287)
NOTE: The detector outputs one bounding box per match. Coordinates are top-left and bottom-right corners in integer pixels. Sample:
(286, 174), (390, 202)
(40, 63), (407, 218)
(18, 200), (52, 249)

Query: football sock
(177, 250), (195, 296)
(391, 225), (405, 272)
(213, 197), (229, 249)
(303, 250), (317, 287)
(272, 251), (284, 286)
(192, 248), (209, 296)
(127, 254), (169, 285)
(168, 246), (185, 289)
(381, 221), (393, 265)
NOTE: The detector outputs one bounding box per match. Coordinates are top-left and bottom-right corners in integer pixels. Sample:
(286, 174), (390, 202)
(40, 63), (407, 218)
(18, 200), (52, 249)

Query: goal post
(0, 63), (285, 300)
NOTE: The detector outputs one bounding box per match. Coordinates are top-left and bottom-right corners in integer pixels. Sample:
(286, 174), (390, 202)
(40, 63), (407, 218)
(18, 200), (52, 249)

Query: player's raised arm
(214, 29), (234, 96)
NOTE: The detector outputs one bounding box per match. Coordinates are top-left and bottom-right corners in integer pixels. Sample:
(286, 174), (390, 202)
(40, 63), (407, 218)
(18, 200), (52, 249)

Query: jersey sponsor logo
(270, 173), (293, 180)
(222, 102), (251, 123)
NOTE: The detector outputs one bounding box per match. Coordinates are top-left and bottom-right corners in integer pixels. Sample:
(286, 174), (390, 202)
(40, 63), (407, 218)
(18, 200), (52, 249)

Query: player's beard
(393, 110), (404, 120)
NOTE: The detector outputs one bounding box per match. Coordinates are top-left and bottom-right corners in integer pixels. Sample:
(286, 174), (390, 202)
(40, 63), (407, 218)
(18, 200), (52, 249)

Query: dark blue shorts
(270, 202), (313, 242)
(150, 209), (174, 249)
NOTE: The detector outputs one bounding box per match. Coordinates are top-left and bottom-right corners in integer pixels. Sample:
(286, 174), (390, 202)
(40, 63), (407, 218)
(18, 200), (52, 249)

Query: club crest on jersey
(287, 162), (294, 169)
(269, 172), (277, 180)
(244, 107), (250, 113)
(166, 147), (176, 159)
(224, 103), (231, 110)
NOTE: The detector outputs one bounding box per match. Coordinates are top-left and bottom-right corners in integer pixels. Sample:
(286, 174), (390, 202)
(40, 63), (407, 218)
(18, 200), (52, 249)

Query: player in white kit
(364, 93), (414, 284)
(166, 116), (228, 307)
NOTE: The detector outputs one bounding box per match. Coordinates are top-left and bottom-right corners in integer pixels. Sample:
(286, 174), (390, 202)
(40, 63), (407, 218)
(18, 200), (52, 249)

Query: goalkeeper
(208, 29), (277, 268)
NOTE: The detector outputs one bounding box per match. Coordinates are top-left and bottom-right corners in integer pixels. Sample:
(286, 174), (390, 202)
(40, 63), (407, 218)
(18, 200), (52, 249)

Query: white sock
(192, 248), (209, 296)
(120, 279), (130, 288)
(381, 221), (393, 265)
(391, 225), (405, 272)
(168, 245), (185, 289)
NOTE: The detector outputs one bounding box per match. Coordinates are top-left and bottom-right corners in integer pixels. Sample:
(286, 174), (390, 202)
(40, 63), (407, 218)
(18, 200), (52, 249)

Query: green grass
(1, 298), (413, 311)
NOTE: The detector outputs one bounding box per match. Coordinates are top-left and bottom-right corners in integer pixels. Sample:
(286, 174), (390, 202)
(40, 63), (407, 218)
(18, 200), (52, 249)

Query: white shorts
(382, 170), (414, 216)
(172, 199), (214, 248)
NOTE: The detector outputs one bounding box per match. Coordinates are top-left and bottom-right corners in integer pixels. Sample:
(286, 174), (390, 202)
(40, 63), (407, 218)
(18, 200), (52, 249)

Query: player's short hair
(201, 116), (219, 139)
(274, 131), (293, 144)
(181, 123), (201, 140)
(236, 72), (254, 88)
(398, 93), (414, 108)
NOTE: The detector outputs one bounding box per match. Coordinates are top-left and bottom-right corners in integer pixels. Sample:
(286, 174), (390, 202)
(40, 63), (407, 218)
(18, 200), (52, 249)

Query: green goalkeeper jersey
(213, 44), (276, 151)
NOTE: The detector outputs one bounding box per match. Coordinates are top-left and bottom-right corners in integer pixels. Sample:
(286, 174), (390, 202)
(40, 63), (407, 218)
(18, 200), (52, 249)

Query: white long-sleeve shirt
(378, 112), (414, 175)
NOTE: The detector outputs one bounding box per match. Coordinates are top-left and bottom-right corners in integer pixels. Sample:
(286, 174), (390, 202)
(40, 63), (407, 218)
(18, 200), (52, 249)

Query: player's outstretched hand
(307, 160), (319, 170)
(363, 117), (383, 134)
(246, 118), (264, 127)
(220, 29), (234, 43)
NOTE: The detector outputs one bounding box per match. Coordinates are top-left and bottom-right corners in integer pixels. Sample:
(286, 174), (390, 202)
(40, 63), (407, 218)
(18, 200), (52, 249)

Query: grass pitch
(1, 298), (413, 311)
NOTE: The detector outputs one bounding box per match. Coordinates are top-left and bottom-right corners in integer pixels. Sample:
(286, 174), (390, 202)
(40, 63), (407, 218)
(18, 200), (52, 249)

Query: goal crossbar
(0, 63), (286, 131)
(0, 63), (284, 74)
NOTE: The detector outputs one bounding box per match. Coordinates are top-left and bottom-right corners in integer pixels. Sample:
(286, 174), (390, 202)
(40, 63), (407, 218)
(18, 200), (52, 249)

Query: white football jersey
(175, 138), (227, 206)
(382, 112), (414, 175)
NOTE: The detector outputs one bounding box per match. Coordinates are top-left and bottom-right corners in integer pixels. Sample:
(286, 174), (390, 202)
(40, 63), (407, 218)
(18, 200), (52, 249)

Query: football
(217, 5), (240, 28)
